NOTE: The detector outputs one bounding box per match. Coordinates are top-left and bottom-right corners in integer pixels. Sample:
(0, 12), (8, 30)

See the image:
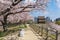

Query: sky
(30, 0), (60, 21)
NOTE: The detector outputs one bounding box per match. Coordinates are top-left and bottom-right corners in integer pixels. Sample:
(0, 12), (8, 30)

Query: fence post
(37, 26), (40, 34)
(45, 27), (48, 40)
(56, 31), (58, 40)
(41, 25), (43, 36)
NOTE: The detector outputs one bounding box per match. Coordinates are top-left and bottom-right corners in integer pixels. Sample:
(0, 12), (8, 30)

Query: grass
(0, 31), (8, 37)
(0, 24), (27, 37)
(0, 30), (17, 37)
(0, 31), (5, 37)
(50, 34), (56, 39)
(0, 38), (4, 40)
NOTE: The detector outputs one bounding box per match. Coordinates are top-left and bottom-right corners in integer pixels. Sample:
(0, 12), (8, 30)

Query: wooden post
(56, 31), (58, 40)
(45, 27), (48, 40)
(41, 24), (43, 36)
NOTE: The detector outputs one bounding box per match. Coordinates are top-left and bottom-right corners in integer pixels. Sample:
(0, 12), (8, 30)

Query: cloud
(56, 0), (60, 2)
(41, 10), (49, 15)
(44, 11), (48, 14)
(56, 0), (60, 8)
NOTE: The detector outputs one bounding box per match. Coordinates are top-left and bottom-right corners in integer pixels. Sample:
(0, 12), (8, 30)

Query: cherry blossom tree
(0, 0), (49, 31)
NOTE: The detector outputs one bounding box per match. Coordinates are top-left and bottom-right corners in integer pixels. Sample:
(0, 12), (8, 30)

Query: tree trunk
(3, 16), (7, 32)
(3, 24), (7, 32)
(0, 20), (7, 32)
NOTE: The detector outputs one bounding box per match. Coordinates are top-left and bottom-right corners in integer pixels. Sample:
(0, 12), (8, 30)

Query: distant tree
(34, 17), (38, 23)
(55, 18), (60, 25)
(46, 17), (52, 23)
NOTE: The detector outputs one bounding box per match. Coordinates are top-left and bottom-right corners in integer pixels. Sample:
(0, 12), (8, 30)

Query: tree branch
(0, 0), (22, 16)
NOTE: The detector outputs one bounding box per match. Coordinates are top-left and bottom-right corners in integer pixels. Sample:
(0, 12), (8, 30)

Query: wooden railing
(30, 24), (59, 40)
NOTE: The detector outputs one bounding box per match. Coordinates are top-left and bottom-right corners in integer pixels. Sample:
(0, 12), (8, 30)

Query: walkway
(19, 24), (40, 40)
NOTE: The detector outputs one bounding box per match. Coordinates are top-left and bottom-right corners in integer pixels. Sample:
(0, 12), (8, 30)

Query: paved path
(19, 24), (40, 40)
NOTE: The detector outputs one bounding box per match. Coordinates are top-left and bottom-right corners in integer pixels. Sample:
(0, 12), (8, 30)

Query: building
(37, 16), (46, 23)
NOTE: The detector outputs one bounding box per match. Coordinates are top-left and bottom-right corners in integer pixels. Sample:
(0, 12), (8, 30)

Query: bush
(19, 24), (27, 28)
(56, 21), (60, 25)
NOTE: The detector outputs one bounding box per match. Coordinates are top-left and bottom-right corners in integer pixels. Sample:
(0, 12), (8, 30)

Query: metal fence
(30, 24), (59, 40)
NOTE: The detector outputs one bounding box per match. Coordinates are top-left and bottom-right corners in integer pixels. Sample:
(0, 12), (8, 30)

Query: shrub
(56, 21), (60, 25)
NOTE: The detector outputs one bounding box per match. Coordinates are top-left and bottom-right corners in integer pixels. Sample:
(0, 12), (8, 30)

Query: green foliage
(19, 24), (27, 28)
(26, 20), (33, 24)
(56, 21), (60, 25)
(0, 31), (8, 37)
(0, 32), (4, 37)
(0, 24), (27, 37)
